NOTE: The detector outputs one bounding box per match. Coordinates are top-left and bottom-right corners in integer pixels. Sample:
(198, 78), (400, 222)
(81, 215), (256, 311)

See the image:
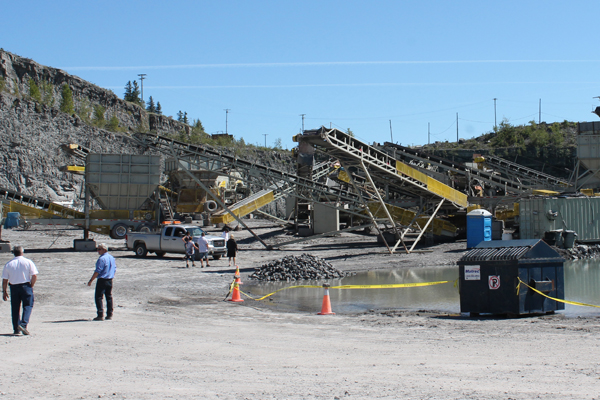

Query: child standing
(184, 235), (199, 268)
(226, 234), (238, 267)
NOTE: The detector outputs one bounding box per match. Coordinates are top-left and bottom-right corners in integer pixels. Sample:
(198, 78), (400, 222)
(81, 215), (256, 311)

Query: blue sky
(4, 1), (600, 149)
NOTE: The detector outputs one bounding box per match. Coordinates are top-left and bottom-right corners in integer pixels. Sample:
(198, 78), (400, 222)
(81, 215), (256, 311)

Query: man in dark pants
(2, 246), (38, 335)
(87, 243), (116, 321)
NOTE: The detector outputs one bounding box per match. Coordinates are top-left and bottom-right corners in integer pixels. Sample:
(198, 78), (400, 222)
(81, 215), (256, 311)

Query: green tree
(131, 81), (141, 104)
(60, 84), (74, 114)
(28, 79), (41, 102)
(93, 105), (106, 128)
(107, 115), (119, 132)
(124, 81), (133, 101)
(40, 80), (54, 106)
(146, 96), (156, 113)
(183, 111), (189, 125)
(192, 119), (205, 131)
(346, 128), (355, 137)
(177, 110), (184, 121)
(156, 102), (162, 115)
(273, 138), (283, 149)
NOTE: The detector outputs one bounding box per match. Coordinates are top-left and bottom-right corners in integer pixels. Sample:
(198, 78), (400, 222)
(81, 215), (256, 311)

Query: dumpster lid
(458, 239), (563, 262)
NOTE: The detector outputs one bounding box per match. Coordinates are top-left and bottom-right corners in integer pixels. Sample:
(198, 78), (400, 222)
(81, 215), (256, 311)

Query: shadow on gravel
(237, 229), (288, 244)
(203, 267), (255, 274)
(24, 248), (78, 253)
(44, 319), (90, 323)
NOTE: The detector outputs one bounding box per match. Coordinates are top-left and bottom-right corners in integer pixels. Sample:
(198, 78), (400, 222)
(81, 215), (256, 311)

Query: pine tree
(146, 96), (156, 113)
(177, 110), (183, 121)
(183, 111), (189, 125)
(193, 119), (205, 131)
(124, 81), (133, 101)
(156, 102), (162, 115)
(131, 81), (141, 104)
(60, 84), (74, 114)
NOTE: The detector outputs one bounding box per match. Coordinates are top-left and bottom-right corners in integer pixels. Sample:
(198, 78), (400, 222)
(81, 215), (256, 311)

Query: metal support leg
(408, 198), (445, 252)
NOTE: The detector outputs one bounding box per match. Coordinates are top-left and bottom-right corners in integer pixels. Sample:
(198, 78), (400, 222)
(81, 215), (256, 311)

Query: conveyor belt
(480, 154), (570, 189)
(211, 161), (332, 224)
(379, 142), (529, 194)
(296, 127), (468, 208)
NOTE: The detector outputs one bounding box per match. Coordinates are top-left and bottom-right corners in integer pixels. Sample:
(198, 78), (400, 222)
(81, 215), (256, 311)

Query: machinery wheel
(134, 243), (148, 257)
(155, 251), (166, 258)
(212, 254), (222, 260)
(204, 200), (218, 212)
(110, 223), (129, 239)
(137, 222), (155, 233)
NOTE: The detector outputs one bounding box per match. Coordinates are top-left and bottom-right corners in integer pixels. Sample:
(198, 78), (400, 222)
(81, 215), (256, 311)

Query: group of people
(2, 242), (115, 335)
(2, 227), (239, 335)
(182, 228), (239, 269)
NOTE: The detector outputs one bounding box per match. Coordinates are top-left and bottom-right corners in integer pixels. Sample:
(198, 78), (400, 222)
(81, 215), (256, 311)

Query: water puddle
(243, 259), (600, 317)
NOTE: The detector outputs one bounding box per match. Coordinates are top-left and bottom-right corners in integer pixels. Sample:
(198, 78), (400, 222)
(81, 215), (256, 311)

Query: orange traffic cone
(229, 266), (244, 302)
(317, 284), (335, 315)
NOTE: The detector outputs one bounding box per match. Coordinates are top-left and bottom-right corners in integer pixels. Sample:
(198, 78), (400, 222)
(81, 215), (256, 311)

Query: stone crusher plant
(249, 254), (347, 282)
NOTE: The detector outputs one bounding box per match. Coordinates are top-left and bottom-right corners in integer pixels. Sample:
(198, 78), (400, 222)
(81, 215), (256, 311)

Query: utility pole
(456, 113), (459, 143)
(389, 120), (393, 143)
(224, 109), (230, 134)
(300, 114), (305, 133)
(263, 133), (268, 148)
(493, 98), (497, 130)
(138, 73), (146, 103)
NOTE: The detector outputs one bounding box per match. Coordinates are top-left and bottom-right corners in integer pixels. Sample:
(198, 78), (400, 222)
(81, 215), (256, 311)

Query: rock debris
(249, 254), (347, 282)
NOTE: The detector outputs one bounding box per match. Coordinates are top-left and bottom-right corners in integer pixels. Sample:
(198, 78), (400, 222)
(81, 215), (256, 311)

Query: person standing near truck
(196, 232), (210, 268)
(184, 235), (199, 268)
(87, 243), (116, 321)
(2, 246), (38, 335)
(227, 234), (238, 267)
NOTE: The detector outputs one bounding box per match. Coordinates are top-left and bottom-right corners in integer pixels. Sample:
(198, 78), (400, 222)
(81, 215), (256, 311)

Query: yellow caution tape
(517, 278), (600, 309)
(330, 281), (450, 290)
(243, 281), (452, 302)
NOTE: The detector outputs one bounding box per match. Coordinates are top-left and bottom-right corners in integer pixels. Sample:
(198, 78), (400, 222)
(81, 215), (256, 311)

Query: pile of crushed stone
(249, 253), (347, 282)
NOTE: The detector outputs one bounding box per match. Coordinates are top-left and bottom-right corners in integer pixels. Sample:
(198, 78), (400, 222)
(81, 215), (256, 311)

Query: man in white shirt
(2, 246), (38, 335)
(195, 232), (210, 268)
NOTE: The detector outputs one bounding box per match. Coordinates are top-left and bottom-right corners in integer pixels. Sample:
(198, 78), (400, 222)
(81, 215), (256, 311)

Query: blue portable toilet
(4, 212), (20, 229)
(466, 209), (492, 249)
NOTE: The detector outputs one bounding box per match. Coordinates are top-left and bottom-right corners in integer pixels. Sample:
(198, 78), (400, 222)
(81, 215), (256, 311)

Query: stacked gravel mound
(249, 254), (346, 282)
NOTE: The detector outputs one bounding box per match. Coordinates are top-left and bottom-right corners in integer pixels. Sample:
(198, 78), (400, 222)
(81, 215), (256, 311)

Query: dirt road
(1, 222), (599, 399)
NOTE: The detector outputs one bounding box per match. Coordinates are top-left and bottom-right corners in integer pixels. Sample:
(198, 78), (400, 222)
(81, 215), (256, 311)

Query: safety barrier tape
(230, 280), (453, 302)
(516, 278), (600, 309)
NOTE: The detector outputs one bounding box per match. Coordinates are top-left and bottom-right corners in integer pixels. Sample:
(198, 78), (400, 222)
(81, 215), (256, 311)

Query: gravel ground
(1, 220), (600, 399)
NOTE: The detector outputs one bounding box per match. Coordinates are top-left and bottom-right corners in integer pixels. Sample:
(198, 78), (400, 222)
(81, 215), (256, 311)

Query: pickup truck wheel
(212, 255), (222, 260)
(110, 223), (129, 239)
(134, 243), (148, 257)
(155, 251), (166, 258)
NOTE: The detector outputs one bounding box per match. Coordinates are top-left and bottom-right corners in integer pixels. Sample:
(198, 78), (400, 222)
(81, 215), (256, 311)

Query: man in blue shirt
(87, 243), (116, 321)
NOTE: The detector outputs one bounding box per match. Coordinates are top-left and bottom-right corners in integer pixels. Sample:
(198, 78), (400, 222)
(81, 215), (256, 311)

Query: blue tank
(466, 209), (492, 249)
(4, 212), (20, 229)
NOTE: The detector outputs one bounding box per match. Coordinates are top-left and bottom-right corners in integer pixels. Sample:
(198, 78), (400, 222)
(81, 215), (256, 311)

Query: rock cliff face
(0, 49), (189, 135)
(0, 90), (146, 201)
(0, 49), (294, 218)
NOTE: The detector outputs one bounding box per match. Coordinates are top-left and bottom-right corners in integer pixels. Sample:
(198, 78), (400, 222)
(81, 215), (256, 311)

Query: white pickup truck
(126, 225), (227, 260)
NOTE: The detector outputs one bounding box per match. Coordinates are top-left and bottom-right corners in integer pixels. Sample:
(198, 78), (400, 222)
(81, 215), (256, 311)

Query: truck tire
(137, 222), (155, 233)
(134, 243), (148, 257)
(212, 254), (222, 260)
(204, 200), (218, 212)
(155, 251), (166, 258)
(110, 223), (129, 239)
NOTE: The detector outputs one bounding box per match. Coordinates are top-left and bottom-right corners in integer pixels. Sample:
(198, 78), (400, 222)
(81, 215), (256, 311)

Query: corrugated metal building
(519, 197), (600, 242)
